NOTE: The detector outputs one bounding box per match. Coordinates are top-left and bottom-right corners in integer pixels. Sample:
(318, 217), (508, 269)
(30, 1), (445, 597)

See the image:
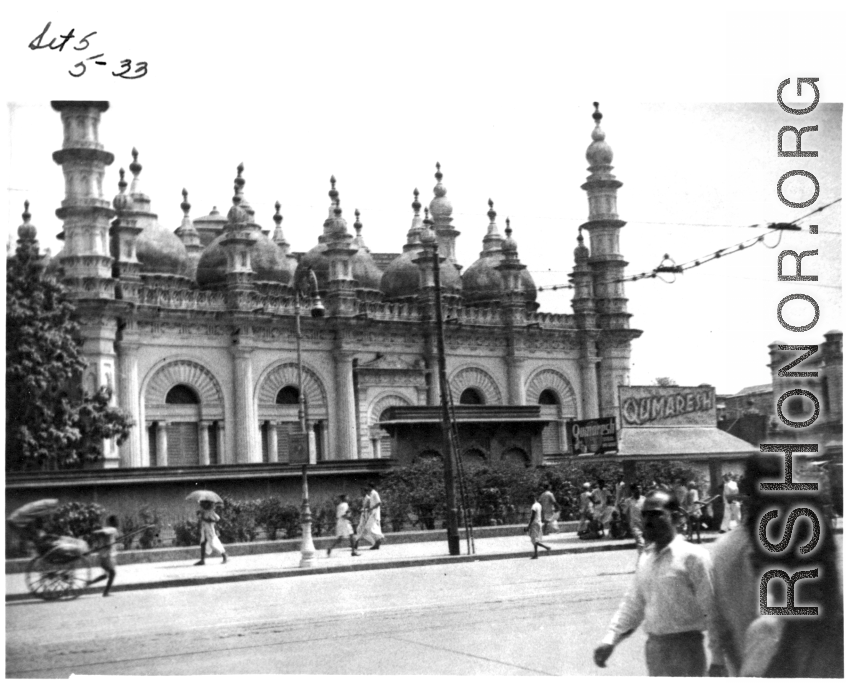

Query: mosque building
(16, 100), (642, 478)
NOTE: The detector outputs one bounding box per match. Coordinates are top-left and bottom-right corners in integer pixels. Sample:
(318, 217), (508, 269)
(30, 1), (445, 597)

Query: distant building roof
(732, 383), (773, 397)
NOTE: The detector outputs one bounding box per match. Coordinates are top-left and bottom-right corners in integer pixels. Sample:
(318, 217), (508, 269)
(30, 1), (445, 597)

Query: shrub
(43, 501), (105, 545)
(216, 497), (258, 544)
(172, 518), (201, 547)
(255, 498), (300, 540)
(312, 499), (337, 538)
(119, 506), (162, 550)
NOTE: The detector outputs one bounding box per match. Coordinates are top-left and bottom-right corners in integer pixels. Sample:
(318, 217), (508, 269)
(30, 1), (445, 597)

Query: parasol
(7, 499), (60, 528)
(185, 490), (223, 505)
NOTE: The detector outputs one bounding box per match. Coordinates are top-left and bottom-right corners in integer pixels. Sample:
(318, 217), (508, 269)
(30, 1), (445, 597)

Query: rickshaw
(7, 499), (153, 601)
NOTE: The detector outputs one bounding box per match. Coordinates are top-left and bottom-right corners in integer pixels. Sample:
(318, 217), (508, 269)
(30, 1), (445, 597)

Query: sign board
(567, 416), (618, 456)
(288, 431), (311, 465)
(618, 385), (716, 428)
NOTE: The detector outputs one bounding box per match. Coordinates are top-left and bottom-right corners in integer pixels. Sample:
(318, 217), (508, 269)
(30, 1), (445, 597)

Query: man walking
(327, 494), (360, 557)
(525, 493), (551, 559)
(625, 484), (646, 556)
(593, 490), (715, 676)
(358, 482), (385, 550)
(538, 483), (560, 535)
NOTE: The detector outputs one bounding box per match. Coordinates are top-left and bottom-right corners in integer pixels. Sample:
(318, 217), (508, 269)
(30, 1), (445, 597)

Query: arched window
(460, 388), (484, 405)
(164, 385), (200, 466)
(377, 408), (394, 459)
(538, 389), (561, 455)
(539, 389), (559, 405)
(462, 448), (486, 471)
(416, 450), (443, 464)
(166, 384), (199, 404)
(502, 447), (529, 467)
(276, 386), (300, 405)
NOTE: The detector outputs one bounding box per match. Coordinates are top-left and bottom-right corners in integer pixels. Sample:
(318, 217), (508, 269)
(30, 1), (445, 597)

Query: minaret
(175, 189), (202, 276)
(580, 103), (642, 419)
(51, 101), (121, 467)
(429, 163), (461, 271)
(495, 218), (528, 404)
(322, 178), (358, 317)
(570, 227), (600, 419)
(110, 167), (143, 302)
(221, 164), (258, 308)
(272, 201), (290, 254)
(51, 100), (116, 299)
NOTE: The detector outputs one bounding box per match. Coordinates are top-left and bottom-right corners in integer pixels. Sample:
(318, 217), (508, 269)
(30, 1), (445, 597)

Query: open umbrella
(7, 499), (60, 528)
(185, 490), (223, 505)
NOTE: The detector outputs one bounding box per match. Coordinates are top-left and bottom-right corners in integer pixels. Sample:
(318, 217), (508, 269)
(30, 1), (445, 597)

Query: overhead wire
(536, 198), (841, 293)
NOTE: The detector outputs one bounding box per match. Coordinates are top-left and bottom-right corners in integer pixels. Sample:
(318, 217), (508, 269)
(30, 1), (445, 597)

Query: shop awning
(577, 426), (757, 461)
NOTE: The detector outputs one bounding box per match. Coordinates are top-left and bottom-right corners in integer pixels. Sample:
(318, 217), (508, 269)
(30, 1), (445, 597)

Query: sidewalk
(6, 529), (721, 601)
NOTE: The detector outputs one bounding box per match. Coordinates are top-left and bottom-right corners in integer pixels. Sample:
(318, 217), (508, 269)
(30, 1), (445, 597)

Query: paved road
(6, 547), (647, 677)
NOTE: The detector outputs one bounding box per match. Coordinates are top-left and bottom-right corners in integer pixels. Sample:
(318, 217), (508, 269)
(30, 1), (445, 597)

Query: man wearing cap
(593, 490), (715, 676)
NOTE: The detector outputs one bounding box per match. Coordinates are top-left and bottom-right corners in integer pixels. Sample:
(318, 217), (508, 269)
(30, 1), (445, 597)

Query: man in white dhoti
(358, 482), (385, 550)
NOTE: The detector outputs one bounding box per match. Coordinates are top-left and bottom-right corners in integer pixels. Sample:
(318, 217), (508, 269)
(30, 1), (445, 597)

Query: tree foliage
(5, 223), (133, 471)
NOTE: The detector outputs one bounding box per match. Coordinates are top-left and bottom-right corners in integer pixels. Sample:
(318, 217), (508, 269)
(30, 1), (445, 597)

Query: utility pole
(430, 243), (461, 556)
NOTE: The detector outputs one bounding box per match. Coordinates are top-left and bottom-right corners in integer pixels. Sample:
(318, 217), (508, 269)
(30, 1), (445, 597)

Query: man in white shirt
(525, 493), (551, 559)
(538, 484), (560, 535)
(593, 490), (715, 676)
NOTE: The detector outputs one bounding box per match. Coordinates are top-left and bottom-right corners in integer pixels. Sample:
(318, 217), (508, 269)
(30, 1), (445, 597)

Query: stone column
(506, 356), (526, 405)
(581, 357), (600, 419)
(116, 340), (141, 467)
(267, 421), (278, 463)
(216, 422), (226, 465)
(231, 347), (256, 463)
(156, 421), (169, 467)
(333, 351), (358, 460)
(558, 405), (569, 453)
(199, 420), (211, 466)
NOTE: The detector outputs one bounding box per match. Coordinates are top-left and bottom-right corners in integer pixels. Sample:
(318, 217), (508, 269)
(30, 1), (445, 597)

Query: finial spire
(18, 200), (36, 240)
(505, 217), (512, 238)
(354, 209), (362, 234)
(487, 198), (496, 222)
(412, 188), (421, 214)
(128, 148), (143, 194)
(592, 101), (602, 123)
(435, 162), (442, 182)
(181, 188), (191, 217)
(273, 201), (282, 227)
(118, 168), (127, 192)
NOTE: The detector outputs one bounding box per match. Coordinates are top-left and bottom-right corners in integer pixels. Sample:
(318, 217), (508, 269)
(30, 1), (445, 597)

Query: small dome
(586, 102), (614, 166)
(574, 228), (589, 259)
(429, 163), (453, 221)
(135, 220), (192, 276)
(193, 206), (228, 247)
(196, 229), (296, 288)
(462, 255), (502, 304)
(351, 210), (384, 291)
(381, 251), (420, 300)
(112, 169), (132, 212)
(295, 242), (330, 290)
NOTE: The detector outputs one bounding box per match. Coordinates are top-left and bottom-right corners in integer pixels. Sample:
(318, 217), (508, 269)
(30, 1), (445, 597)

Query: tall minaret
(579, 103), (642, 419)
(51, 101), (116, 299)
(52, 101), (121, 467)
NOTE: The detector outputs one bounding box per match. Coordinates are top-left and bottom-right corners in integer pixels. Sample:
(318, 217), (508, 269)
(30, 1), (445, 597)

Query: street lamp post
(295, 268), (324, 568)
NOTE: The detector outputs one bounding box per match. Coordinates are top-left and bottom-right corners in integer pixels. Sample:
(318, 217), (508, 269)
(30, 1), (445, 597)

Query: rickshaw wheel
(25, 548), (92, 601)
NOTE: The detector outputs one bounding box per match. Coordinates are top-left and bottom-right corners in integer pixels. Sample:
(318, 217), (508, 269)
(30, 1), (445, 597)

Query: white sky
(2, 1), (844, 396)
